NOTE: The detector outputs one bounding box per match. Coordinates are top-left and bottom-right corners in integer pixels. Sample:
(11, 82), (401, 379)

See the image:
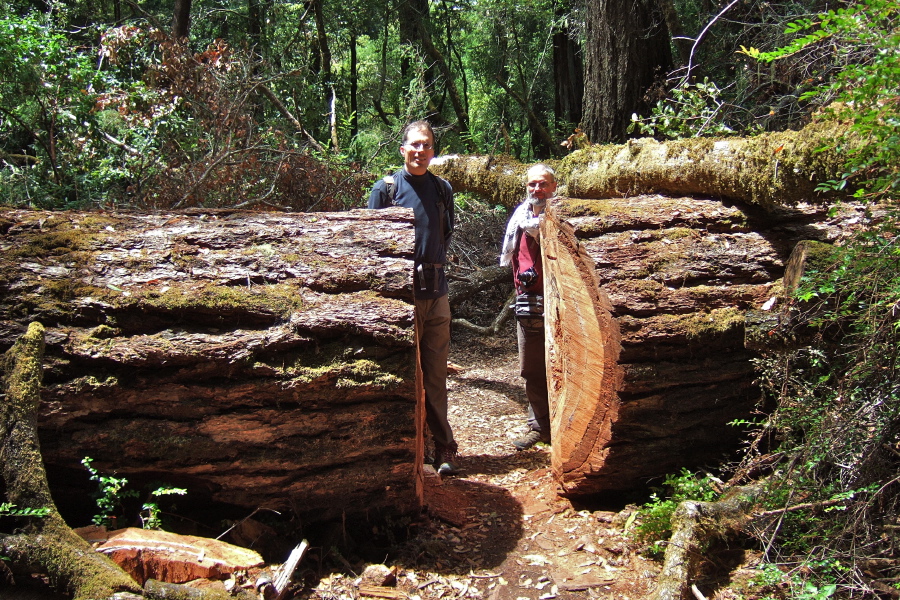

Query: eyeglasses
(404, 142), (433, 151)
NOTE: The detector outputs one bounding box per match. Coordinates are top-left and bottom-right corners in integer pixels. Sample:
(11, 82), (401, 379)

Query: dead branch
(256, 84), (326, 153)
(452, 290), (516, 336)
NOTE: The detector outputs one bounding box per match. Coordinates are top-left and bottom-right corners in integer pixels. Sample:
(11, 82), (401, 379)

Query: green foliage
(83, 456), (187, 530)
(627, 79), (754, 139)
(630, 469), (721, 559)
(741, 0), (900, 202)
(141, 487), (187, 530)
(739, 1), (900, 595)
(0, 11), (100, 207)
(83, 456), (138, 528)
(0, 502), (50, 518)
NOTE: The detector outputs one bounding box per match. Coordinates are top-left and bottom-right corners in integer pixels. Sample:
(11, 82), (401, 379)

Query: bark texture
(0, 208), (422, 524)
(650, 485), (763, 600)
(541, 194), (854, 495)
(1, 322), (145, 599)
(581, 0), (672, 143)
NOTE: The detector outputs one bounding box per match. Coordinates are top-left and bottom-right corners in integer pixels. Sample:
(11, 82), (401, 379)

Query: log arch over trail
(434, 120), (861, 496)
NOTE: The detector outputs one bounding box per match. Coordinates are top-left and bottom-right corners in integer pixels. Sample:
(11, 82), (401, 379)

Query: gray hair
(526, 164), (556, 182)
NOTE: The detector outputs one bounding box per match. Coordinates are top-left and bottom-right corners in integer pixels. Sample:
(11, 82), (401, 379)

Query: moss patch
(655, 307), (745, 339)
(133, 282), (305, 317)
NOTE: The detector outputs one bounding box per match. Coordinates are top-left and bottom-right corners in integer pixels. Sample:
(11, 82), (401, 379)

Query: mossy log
(431, 119), (851, 210)
(0, 208), (423, 525)
(650, 485), (762, 600)
(1, 322), (144, 599)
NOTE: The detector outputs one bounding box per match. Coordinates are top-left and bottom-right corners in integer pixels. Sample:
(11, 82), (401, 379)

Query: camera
(517, 267), (538, 287)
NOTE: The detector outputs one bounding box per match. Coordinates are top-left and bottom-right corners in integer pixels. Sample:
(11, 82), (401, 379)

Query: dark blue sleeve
(368, 180), (390, 209)
(444, 179), (454, 242)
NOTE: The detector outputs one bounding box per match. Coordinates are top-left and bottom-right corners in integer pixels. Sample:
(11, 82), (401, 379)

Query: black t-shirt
(369, 169), (454, 299)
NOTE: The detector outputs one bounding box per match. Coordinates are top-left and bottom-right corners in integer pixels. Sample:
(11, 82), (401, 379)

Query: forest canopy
(1, 0), (881, 210)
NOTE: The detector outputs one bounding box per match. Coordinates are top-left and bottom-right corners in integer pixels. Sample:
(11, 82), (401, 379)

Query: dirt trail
(312, 326), (661, 600)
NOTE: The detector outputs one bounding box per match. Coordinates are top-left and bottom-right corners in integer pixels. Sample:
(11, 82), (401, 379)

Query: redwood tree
(581, 0), (672, 143)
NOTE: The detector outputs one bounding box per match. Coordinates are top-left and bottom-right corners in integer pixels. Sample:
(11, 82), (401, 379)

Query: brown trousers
(415, 295), (455, 447)
(517, 316), (550, 435)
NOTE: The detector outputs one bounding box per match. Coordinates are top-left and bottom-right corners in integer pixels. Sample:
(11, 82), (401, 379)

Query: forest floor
(307, 323), (669, 600)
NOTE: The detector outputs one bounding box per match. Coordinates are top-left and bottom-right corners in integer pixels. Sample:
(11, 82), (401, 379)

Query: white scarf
(499, 201), (542, 267)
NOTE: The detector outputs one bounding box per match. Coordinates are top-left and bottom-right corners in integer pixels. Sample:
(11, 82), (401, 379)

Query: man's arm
(368, 179), (390, 209)
(443, 179), (454, 244)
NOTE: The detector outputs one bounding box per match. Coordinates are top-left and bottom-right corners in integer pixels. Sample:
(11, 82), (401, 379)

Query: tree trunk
(430, 119), (852, 210)
(650, 485), (763, 600)
(582, 0), (673, 143)
(172, 0), (191, 39)
(350, 29), (359, 138)
(1, 323), (144, 599)
(312, 0), (331, 82)
(0, 208), (423, 526)
(552, 1), (583, 129)
(248, 0), (263, 50)
(432, 121), (863, 497)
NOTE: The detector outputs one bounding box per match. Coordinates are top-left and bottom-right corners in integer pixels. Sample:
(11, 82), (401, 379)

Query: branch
(255, 84), (326, 153)
(452, 290), (515, 336)
(680, 0), (741, 87)
(494, 75), (562, 157)
(753, 497), (847, 518)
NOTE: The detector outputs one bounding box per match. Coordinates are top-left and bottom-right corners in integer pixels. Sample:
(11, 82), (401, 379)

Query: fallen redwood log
(540, 194), (858, 496)
(434, 121), (860, 496)
(431, 119), (852, 210)
(0, 207), (423, 525)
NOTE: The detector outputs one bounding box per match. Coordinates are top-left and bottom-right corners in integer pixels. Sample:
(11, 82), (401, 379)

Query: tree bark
(0, 208), (423, 525)
(172, 0), (191, 39)
(582, 0), (673, 143)
(650, 485), (763, 600)
(552, 1), (583, 129)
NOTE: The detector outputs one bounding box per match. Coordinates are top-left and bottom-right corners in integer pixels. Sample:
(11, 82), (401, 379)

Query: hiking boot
(435, 442), (459, 476)
(513, 430), (550, 451)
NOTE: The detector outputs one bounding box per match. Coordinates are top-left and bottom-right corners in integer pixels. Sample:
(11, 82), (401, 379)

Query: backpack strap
(383, 173), (397, 205)
(428, 172), (453, 238)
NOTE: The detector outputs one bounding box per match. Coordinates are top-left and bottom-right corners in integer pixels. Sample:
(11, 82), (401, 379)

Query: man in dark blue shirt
(368, 120), (458, 475)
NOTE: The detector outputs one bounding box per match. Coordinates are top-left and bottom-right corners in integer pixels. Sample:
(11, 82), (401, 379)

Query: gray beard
(527, 193), (546, 208)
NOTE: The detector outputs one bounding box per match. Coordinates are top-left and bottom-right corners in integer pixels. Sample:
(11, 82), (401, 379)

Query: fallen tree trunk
(650, 484), (763, 600)
(0, 207), (423, 525)
(431, 119), (852, 210)
(539, 192), (859, 495)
